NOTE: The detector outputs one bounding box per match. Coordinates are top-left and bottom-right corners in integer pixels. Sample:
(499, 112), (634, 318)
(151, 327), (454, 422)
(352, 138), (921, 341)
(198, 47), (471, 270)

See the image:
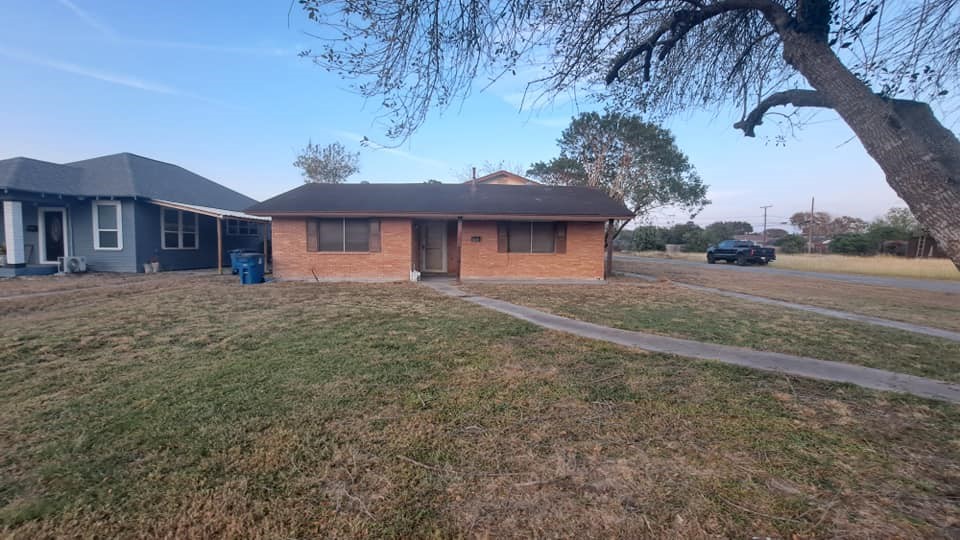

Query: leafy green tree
(873, 207), (921, 236)
(527, 112), (709, 224)
(622, 225), (667, 251)
(830, 233), (875, 255)
(774, 234), (807, 254)
(663, 222), (704, 246)
(703, 221), (753, 245)
(293, 141), (360, 184)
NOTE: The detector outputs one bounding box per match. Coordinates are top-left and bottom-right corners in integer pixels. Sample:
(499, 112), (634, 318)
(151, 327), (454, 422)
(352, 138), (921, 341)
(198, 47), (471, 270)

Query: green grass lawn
(463, 280), (960, 383)
(1, 277), (959, 537)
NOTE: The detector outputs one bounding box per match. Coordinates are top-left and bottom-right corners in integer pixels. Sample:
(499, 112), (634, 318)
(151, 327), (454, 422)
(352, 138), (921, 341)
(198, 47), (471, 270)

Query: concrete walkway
(423, 280), (960, 404)
(616, 271), (960, 343)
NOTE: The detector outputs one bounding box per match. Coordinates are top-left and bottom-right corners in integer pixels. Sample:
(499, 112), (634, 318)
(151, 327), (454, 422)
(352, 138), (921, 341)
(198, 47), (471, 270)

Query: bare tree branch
(605, 0), (792, 84)
(733, 89), (834, 136)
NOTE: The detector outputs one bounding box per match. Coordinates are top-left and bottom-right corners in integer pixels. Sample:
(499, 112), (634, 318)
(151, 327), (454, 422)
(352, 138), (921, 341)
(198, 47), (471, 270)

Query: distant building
(908, 233), (948, 258)
(464, 170), (540, 185)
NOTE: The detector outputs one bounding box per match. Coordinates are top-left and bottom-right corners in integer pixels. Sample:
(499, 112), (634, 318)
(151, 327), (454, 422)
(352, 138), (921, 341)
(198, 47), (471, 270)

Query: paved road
(424, 279), (960, 404)
(614, 255), (960, 294)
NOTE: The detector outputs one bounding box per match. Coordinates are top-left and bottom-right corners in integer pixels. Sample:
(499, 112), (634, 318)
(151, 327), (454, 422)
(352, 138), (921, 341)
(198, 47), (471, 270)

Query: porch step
(0, 265), (59, 278)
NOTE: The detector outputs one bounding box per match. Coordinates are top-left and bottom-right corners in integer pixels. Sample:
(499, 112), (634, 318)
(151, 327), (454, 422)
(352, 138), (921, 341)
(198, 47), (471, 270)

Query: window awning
(149, 199), (271, 222)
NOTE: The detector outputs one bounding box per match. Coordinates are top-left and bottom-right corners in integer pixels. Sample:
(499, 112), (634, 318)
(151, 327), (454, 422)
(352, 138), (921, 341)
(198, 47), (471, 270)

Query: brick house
(246, 182), (633, 281)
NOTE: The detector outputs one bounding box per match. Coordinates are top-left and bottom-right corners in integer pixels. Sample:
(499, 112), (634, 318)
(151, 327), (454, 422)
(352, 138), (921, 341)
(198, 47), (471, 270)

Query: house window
(93, 201), (122, 250)
(508, 222), (556, 253)
(309, 218), (371, 252)
(162, 208), (199, 250)
(225, 218), (261, 236)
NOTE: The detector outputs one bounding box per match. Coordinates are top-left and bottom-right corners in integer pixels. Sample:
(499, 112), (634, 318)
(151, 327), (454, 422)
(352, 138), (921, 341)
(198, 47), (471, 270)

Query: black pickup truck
(706, 240), (776, 265)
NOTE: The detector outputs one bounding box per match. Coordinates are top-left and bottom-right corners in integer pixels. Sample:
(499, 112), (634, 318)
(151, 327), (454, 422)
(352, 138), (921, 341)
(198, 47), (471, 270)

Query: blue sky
(0, 0), (926, 231)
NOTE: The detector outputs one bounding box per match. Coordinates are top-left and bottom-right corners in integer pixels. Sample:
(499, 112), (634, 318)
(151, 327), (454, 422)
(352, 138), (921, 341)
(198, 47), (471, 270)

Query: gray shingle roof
(247, 183), (634, 219)
(0, 152), (257, 210)
(0, 158), (86, 196)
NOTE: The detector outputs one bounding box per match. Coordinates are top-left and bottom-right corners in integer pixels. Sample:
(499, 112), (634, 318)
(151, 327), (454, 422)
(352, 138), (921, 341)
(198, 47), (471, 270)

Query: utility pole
(807, 197), (815, 254)
(760, 205), (772, 244)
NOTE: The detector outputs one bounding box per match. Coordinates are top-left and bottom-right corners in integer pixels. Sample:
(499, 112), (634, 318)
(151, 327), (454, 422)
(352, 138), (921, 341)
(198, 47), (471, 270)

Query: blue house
(0, 153), (268, 276)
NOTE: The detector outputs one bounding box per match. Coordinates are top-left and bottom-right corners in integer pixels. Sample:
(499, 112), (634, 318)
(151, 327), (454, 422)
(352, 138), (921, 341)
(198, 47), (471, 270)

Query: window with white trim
(162, 208), (199, 250)
(225, 218), (261, 236)
(93, 201), (122, 250)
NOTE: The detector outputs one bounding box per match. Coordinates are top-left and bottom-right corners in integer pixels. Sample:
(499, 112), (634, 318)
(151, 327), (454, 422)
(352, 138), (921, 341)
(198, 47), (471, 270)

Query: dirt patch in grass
(463, 280), (960, 383)
(1, 277), (959, 537)
(616, 258), (960, 333)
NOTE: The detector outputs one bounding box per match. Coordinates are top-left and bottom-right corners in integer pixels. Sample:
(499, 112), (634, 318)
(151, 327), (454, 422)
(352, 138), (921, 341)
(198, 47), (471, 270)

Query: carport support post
(605, 219), (614, 279)
(216, 217), (223, 275)
(456, 216), (463, 283)
(262, 222), (269, 274)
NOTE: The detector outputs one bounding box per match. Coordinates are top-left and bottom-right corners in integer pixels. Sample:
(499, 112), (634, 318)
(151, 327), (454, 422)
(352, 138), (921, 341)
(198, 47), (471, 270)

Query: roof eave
(245, 210), (633, 221)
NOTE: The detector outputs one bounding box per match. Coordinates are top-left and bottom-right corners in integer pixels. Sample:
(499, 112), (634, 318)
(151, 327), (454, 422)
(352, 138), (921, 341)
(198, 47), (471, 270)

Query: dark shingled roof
(247, 183), (633, 219)
(0, 153), (257, 210)
(0, 158), (86, 196)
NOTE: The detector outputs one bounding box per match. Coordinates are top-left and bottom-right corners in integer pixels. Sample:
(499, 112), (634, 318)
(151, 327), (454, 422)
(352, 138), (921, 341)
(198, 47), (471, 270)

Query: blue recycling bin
(229, 249), (258, 275)
(236, 253), (265, 285)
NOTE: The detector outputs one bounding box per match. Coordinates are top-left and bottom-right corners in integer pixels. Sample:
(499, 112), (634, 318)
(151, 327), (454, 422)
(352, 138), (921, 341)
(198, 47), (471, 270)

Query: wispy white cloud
(123, 39), (293, 57)
(0, 47), (181, 95)
(0, 46), (243, 110)
(332, 130), (448, 170)
(56, 0), (118, 39)
(56, 0), (291, 57)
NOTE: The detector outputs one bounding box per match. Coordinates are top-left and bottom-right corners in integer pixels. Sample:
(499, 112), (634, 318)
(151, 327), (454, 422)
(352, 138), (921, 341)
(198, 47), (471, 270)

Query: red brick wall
(459, 221), (605, 280)
(271, 217), (412, 280)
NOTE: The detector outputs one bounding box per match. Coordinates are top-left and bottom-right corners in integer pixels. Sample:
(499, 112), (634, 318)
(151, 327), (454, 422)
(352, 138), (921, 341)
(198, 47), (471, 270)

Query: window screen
(508, 222), (556, 253)
(531, 222), (556, 253)
(317, 219), (345, 251)
(93, 202), (121, 249)
(344, 219), (370, 251)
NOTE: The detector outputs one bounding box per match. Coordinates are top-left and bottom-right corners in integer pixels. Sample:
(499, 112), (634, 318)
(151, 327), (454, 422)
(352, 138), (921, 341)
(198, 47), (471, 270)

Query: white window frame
(92, 201), (123, 251)
(225, 218), (260, 237)
(161, 208), (200, 250)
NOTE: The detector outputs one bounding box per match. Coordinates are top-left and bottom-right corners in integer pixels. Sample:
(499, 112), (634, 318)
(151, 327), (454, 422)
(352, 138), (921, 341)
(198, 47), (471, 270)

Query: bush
(774, 234), (807, 254)
(829, 233), (876, 255)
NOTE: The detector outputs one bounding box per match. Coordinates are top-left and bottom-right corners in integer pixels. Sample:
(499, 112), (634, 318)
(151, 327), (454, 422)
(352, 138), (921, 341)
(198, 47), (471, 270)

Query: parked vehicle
(706, 240), (776, 265)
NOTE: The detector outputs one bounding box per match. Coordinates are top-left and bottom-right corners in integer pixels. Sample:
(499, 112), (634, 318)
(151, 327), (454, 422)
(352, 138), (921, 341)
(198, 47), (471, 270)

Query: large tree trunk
(779, 29), (960, 270)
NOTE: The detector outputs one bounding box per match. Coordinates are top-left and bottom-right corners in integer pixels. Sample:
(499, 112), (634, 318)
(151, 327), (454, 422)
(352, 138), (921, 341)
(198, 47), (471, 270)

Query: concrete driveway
(614, 254), (960, 294)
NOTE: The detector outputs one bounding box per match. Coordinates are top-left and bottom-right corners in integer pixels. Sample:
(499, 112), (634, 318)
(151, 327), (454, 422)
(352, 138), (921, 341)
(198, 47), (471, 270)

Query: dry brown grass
(462, 280), (960, 382)
(1, 275), (959, 538)
(616, 258), (960, 333)
(625, 251), (960, 281)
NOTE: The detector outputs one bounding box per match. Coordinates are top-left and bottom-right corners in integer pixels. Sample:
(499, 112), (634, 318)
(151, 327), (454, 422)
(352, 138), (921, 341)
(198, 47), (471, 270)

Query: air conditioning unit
(58, 256), (87, 274)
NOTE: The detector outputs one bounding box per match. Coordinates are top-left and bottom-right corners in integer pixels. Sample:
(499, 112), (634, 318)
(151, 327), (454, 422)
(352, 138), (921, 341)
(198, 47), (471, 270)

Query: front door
(420, 221), (447, 273)
(39, 208), (68, 264)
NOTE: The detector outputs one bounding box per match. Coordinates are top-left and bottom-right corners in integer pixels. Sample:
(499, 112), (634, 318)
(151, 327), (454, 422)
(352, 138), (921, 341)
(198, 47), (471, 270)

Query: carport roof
(247, 183), (634, 220)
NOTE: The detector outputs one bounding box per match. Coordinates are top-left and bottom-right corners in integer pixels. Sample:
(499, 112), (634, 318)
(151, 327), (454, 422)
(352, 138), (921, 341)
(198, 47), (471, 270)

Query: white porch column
(3, 201), (26, 266)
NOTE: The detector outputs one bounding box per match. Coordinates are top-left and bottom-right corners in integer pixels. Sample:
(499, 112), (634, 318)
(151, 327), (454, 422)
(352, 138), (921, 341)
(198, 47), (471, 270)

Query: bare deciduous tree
(297, 0), (960, 268)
